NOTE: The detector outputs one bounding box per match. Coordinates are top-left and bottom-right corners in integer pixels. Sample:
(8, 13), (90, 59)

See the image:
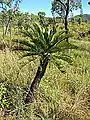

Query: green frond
(33, 22), (45, 40)
(49, 41), (78, 53)
(33, 23), (47, 49)
(23, 52), (40, 57)
(43, 28), (49, 43)
(47, 29), (54, 43)
(33, 22), (43, 35)
(13, 22), (77, 62)
(22, 30), (35, 39)
(22, 23), (47, 51)
(51, 53), (73, 71)
(53, 54), (73, 64)
(52, 58), (64, 70)
(57, 41), (78, 51)
(43, 28), (52, 49)
(13, 39), (36, 50)
(13, 46), (32, 51)
(47, 34), (69, 53)
(51, 30), (65, 43)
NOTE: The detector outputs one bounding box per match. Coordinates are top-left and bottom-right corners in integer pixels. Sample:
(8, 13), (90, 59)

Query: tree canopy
(51, 0), (82, 17)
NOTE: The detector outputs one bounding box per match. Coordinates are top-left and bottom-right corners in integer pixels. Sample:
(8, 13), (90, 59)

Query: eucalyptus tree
(0, 0), (22, 38)
(38, 11), (46, 27)
(13, 12), (31, 33)
(23, 12), (31, 30)
(51, 0), (82, 42)
(14, 22), (78, 103)
(13, 11), (24, 32)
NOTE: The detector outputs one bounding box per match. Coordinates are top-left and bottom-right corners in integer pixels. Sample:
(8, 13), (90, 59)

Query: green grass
(0, 23), (90, 120)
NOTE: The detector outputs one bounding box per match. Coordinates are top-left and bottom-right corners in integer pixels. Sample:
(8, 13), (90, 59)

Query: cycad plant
(14, 22), (77, 104)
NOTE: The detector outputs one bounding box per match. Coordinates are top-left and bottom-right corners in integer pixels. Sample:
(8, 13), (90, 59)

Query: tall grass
(0, 24), (90, 120)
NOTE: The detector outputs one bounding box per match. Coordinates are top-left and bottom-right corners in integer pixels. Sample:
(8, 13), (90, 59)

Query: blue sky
(19, 0), (90, 17)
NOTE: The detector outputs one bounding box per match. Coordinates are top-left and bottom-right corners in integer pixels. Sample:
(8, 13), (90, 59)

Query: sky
(19, 0), (90, 17)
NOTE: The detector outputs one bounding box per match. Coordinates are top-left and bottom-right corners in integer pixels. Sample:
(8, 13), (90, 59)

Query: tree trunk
(25, 56), (49, 104)
(5, 17), (11, 35)
(2, 14), (5, 39)
(3, 24), (4, 39)
(9, 19), (12, 41)
(65, 0), (69, 42)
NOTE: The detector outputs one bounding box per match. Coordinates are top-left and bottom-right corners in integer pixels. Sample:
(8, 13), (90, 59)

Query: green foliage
(38, 11), (46, 18)
(13, 22), (77, 72)
(51, 0), (82, 17)
(0, 43), (90, 119)
(0, 83), (8, 108)
(74, 14), (90, 22)
(0, 5), (89, 119)
(38, 11), (46, 26)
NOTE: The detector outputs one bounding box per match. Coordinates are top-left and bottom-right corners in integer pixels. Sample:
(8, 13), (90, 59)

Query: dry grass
(0, 24), (90, 120)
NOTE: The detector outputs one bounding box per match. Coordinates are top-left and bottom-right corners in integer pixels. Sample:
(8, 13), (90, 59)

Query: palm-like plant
(14, 22), (77, 104)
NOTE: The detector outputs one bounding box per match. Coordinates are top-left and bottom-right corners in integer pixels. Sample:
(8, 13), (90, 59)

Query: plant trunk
(10, 19), (12, 41)
(3, 24), (4, 39)
(25, 56), (49, 104)
(2, 15), (5, 39)
(65, 0), (69, 42)
(5, 17), (11, 35)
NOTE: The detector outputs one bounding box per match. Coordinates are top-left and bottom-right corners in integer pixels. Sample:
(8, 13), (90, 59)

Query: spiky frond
(54, 54), (73, 63)
(13, 22), (78, 67)
(14, 22), (67, 55)
(49, 40), (78, 53)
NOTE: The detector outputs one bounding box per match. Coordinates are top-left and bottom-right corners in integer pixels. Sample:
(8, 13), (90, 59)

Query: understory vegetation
(0, 0), (90, 120)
